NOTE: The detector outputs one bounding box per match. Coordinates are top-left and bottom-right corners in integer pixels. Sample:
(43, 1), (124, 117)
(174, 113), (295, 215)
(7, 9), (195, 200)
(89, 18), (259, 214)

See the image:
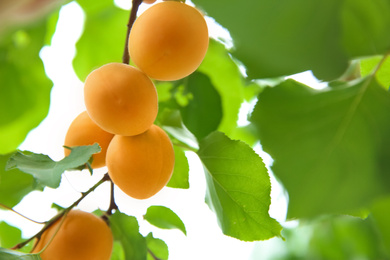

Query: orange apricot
(32, 210), (113, 260)
(143, 0), (156, 4)
(129, 1), (209, 81)
(64, 111), (114, 169)
(106, 124), (175, 199)
(84, 63), (158, 136)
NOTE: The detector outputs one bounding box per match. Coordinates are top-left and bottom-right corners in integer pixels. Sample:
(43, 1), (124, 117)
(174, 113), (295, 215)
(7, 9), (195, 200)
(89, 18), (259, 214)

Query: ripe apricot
(143, 0), (156, 4)
(64, 111), (114, 169)
(129, 1), (209, 81)
(84, 63), (158, 136)
(106, 124), (175, 199)
(32, 210), (113, 260)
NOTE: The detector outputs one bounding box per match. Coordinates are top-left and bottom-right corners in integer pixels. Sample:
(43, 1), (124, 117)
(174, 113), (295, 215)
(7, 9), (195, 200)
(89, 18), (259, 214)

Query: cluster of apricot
(35, 1), (208, 259)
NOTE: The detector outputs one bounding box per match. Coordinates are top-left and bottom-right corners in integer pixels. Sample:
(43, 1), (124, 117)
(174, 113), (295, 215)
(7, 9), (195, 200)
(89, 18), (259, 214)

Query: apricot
(84, 63), (158, 136)
(143, 0), (156, 4)
(64, 111), (114, 169)
(106, 124), (175, 199)
(129, 1), (209, 81)
(32, 210), (113, 260)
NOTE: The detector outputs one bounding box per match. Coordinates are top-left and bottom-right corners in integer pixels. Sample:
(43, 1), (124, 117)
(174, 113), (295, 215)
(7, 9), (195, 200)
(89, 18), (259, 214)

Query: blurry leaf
(0, 20), (52, 154)
(308, 216), (387, 260)
(0, 153), (41, 208)
(229, 124), (258, 148)
(371, 196), (390, 254)
(193, 0), (390, 80)
(251, 78), (390, 219)
(360, 55), (390, 89)
(158, 108), (198, 150)
(0, 222), (22, 249)
(166, 146), (189, 189)
(144, 206), (186, 235)
(198, 131), (282, 241)
(180, 71), (222, 141)
(197, 40), (245, 136)
(110, 211), (147, 260)
(5, 144), (100, 188)
(146, 233), (169, 260)
(73, 0), (128, 81)
(0, 248), (41, 259)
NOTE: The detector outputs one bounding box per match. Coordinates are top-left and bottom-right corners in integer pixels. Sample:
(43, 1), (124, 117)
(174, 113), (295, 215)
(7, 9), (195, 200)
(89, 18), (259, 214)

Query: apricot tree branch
(11, 173), (110, 250)
(122, 0), (143, 64)
(0, 203), (46, 225)
(104, 179), (119, 217)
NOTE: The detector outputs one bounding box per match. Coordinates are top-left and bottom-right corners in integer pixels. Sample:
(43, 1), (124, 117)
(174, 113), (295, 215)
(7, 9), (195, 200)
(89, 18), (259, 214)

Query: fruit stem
(103, 179), (119, 220)
(122, 0), (143, 64)
(11, 173), (110, 251)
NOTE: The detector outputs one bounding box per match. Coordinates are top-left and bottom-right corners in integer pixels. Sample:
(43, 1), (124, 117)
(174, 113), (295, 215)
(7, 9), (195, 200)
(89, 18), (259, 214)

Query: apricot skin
(143, 0), (156, 4)
(32, 210), (113, 260)
(129, 1), (209, 81)
(64, 111), (114, 169)
(84, 63), (158, 136)
(106, 124), (175, 199)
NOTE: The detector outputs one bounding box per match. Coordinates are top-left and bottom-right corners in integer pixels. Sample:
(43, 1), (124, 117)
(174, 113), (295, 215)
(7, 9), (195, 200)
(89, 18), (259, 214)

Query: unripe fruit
(32, 210), (113, 260)
(106, 125), (175, 199)
(84, 63), (158, 136)
(129, 1), (209, 81)
(64, 111), (114, 169)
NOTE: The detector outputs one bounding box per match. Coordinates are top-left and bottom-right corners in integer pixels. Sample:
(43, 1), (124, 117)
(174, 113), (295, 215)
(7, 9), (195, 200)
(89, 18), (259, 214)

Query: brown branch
(122, 0), (143, 64)
(0, 203), (46, 225)
(11, 173), (110, 250)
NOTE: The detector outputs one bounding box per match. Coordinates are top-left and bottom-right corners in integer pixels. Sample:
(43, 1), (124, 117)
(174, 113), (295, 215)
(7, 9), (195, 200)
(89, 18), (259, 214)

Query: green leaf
(371, 196), (390, 254)
(180, 71), (222, 141)
(193, 0), (390, 80)
(0, 20), (52, 154)
(166, 146), (189, 189)
(197, 40), (245, 136)
(197, 131), (282, 241)
(5, 144), (100, 188)
(0, 222), (22, 249)
(73, 0), (129, 81)
(144, 206), (186, 235)
(146, 233), (169, 260)
(250, 78), (390, 219)
(360, 55), (390, 89)
(0, 248), (41, 260)
(110, 211), (147, 260)
(157, 108), (198, 150)
(0, 153), (41, 208)
(110, 241), (125, 260)
(308, 216), (388, 260)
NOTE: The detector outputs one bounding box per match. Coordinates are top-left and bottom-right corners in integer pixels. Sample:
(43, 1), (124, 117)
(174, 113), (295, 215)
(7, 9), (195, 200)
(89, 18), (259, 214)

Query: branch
(11, 173), (110, 250)
(0, 203), (46, 225)
(102, 178), (119, 223)
(122, 0), (143, 64)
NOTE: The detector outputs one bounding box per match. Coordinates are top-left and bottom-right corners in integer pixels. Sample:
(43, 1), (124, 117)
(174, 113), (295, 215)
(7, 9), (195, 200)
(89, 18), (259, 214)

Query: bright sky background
(0, 1), (326, 259)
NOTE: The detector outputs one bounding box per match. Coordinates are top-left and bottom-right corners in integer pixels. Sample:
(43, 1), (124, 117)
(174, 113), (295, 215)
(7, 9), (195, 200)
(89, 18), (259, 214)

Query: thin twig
(0, 203), (46, 225)
(122, 0), (143, 64)
(11, 173), (110, 250)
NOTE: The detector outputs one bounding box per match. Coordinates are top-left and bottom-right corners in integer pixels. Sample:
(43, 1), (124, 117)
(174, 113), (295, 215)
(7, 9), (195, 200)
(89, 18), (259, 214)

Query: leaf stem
(122, 0), (143, 64)
(0, 203), (46, 225)
(11, 173), (110, 250)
